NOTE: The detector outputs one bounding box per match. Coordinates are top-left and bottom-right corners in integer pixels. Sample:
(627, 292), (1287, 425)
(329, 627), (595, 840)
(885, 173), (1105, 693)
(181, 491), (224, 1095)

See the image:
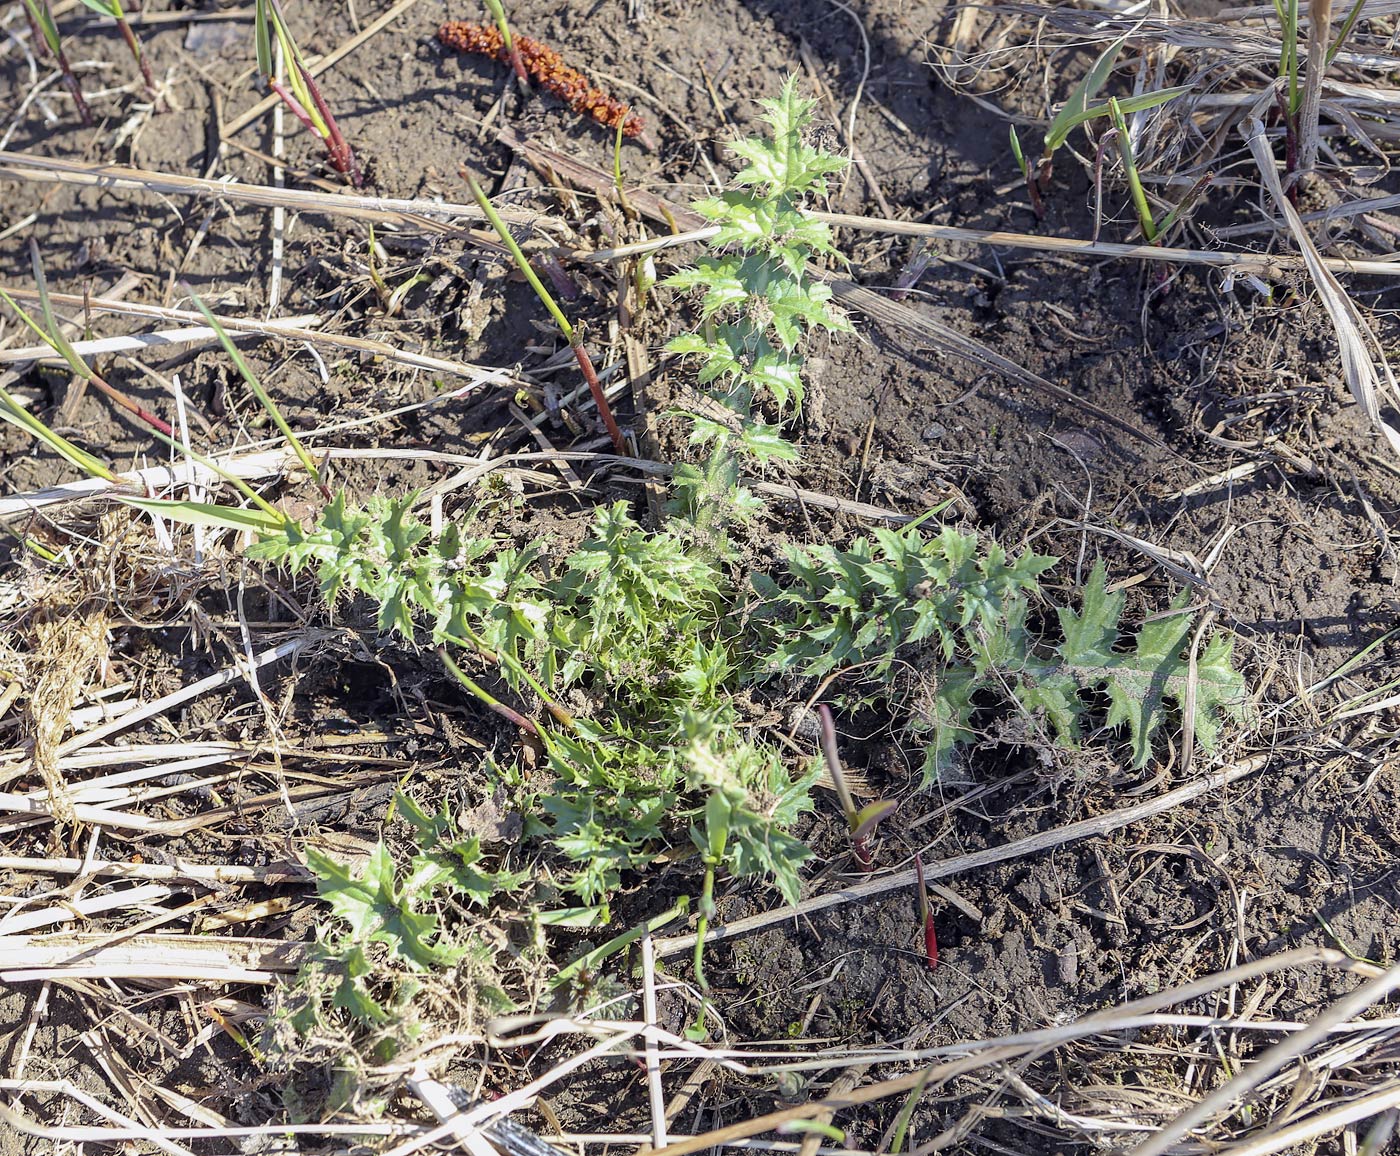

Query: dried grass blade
(1244, 116), (1400, 454)
(1298, 0), (1335, 171)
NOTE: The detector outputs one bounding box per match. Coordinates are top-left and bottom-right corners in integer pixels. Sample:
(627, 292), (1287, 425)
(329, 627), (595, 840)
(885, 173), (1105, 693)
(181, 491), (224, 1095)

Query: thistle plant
(759, 520), (1251, 783)
(255, 0), (362, 186)
(0, 78), (1255, 1046)
(665, 76), (850, 533)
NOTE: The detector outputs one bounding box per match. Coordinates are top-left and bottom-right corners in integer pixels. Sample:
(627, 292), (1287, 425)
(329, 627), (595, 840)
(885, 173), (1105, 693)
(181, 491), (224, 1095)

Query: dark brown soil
(2, 0), (1399, 1150)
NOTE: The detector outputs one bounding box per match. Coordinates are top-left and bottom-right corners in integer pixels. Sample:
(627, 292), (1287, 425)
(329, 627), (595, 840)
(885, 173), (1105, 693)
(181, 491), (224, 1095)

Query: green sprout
(75, 0), (154, 96)
(482, 0), (528, 87)
(20, 0), (92, 125)
(255, 0), (362, 186)
(465, 173), (626, 451)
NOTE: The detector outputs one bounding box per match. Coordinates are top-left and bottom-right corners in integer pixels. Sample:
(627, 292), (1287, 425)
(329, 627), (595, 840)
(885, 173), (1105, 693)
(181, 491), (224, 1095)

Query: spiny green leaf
(305, 844), (465, 971)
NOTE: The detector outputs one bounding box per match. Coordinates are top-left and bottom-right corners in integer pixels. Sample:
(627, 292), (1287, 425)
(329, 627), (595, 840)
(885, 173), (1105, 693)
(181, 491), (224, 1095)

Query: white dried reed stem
(0, 933), (307, 982)
(1298, 0), (1336, 172)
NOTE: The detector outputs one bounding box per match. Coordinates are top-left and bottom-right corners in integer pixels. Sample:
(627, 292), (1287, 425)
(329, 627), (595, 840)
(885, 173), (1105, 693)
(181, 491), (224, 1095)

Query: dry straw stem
(0, 933), (307, 983)
(1297, 0), (1335, 173)
(0, 150), (561, 234)
(0, 1082), (412, 1145)
(0, 882), (177, 935)
(655, 755), (1266, 957)
(1244, 115), (1400, 454)
(583, 215), (1400, 278)
(0, 446), (306, 520)
(635, 948), (1378, 1156)
(0, 284), (527, 385)
(1130, 959), (1400, 1156)
(3, 443), (914, 527)
(0, 316), (319, 364)
(0, 854), (309, 884)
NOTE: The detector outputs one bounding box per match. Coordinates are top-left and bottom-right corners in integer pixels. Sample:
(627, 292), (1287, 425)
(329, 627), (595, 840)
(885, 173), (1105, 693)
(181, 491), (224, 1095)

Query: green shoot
(552, 898), (689, 991)
(465, 173), (626, 451)
(187, 290), (327, 497)
(888, 1069), (935, 1154)
(1008, 124), (1043, 217)
(254, 0), (362, 186)
(0, 241), (173, 435)
(482, 0), (528, 87)
(1108, 97), (1158, 242)
(666, 75), (849, 418)
(439, 646), (540, 737)
(1327, 0), (1367, 65)
(613, 109), (637, 221)
(75, 0), (154, 97)
(1278, 0), (1301, 114)
(20, 0), (92, 125)
(1040, 35), (1189, 169)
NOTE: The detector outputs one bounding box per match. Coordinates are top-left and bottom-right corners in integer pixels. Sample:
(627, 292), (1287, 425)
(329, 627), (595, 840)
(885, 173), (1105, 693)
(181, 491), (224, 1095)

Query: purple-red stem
(913, 853), (939, 971)
(570, 339), (625, 452)
(88, 369), (173, 436)
(507, 42), (529, 88)
(268, 77), (322, 137)
(299, 59), (362, 187)
(268, 71), (362, 187)
(25, 6), (94, 127)
(115, 18), (156, 100)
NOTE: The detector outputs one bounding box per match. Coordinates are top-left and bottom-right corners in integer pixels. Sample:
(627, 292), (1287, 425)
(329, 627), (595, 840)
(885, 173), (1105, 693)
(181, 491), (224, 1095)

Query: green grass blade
(482, 0), (515, 53)
(118, 497), (289, 533)
(0, 385), (117, 482)
(465, 174), (575, 342)
(187, 292), (325, 490)
(30, 243), (99, 381)
(1328, 0), (1368, 64)
(1109, 97), (1158, 241)
(1044, 36), (1126, 153)
(21, 0), (63, 55)
(254, 0), (273, 78)
(1009, 124), (1027, 177)
(1046, 85), (1192, 154)
(74, 0), (121, 16)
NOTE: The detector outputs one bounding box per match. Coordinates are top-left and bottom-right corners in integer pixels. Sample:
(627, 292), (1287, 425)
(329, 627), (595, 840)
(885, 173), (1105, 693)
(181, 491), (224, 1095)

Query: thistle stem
(439, 647), (540, 737)
(694, 862), (715, 990)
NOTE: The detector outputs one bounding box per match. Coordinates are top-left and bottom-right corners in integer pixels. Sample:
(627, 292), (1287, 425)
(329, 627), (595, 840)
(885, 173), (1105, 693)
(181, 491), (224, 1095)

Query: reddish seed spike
(437, 22), (644, 138)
